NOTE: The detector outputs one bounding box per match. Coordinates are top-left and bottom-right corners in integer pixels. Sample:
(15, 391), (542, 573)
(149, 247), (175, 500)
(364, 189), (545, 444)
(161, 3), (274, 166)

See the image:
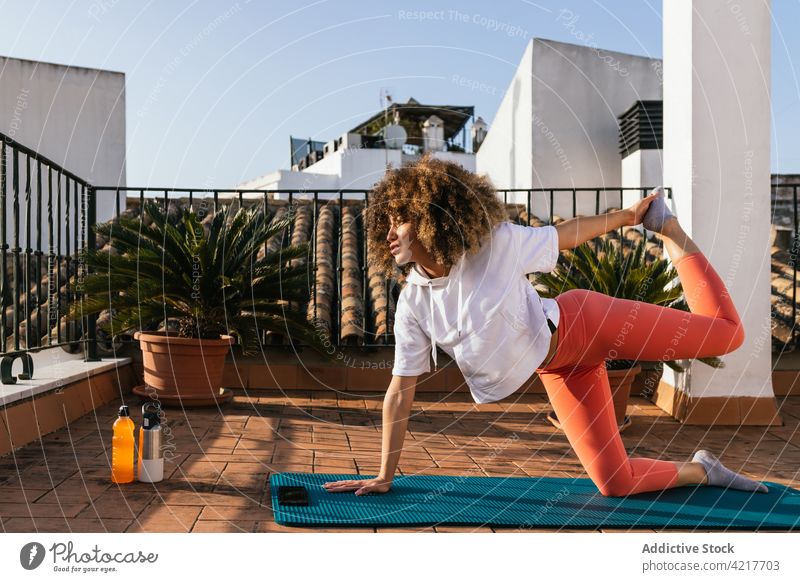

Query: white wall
(236, 169), (339, 196)
(663, 2), (694, 238)
(430, 151), (476, 173)
(621, 149), (664, 210)
(476, 40), (533, 196)
(240, 148), (476, 200)
(663, 0), (773, 400)
(334, 148), (403, 190)
(0, 56), (126, 249)
(478, 38), (662, 221)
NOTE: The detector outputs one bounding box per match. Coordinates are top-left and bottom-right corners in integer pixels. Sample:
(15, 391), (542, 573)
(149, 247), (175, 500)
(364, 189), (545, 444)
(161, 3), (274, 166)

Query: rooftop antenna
(379, 88), (393, 164)
(380, 87), (392, 110)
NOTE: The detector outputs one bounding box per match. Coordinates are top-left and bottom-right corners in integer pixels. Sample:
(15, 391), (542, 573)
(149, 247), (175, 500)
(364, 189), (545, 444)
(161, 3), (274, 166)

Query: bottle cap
(118, 405), (130, 417)
(141, 402), (161, 429)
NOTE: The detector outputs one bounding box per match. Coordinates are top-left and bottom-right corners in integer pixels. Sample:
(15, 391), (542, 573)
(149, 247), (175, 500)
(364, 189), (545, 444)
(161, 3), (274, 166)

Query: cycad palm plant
(68, 200), (335, 405)
(536, 236), (723, 373)
(73, 199), (333, 352)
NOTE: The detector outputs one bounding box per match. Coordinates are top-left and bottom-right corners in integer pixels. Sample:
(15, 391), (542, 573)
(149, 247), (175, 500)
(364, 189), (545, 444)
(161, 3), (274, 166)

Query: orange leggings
(535, 251), (745, 497)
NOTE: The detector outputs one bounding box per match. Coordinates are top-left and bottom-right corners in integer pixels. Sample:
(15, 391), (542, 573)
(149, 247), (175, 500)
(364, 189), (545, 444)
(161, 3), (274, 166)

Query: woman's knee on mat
(595, 475), (635, 498)
(590, 460), (651, 498)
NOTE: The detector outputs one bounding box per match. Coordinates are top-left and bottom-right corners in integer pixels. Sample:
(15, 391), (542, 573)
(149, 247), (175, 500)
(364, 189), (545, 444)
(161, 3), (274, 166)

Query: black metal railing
(89, 186), (672, 353)
(92, 187), (377, 350)
(0, 131), (100, 384)
(28, 134), (800, 375)
(770, 181), (800, 350)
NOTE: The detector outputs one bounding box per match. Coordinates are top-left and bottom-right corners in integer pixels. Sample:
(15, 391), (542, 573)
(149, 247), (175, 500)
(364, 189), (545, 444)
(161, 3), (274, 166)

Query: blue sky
(1, 0), (798, 187)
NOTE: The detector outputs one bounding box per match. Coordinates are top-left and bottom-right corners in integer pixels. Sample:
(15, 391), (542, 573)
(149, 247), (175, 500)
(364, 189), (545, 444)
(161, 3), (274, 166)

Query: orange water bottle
(111, 405), (135, 483)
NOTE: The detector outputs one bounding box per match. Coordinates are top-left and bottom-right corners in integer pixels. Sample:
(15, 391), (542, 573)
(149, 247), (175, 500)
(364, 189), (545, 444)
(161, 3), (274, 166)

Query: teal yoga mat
(270, 472), (800, 530)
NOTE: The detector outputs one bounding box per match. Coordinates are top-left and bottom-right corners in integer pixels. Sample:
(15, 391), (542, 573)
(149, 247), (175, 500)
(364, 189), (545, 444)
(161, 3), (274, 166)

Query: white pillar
(662, 0), (776, 423)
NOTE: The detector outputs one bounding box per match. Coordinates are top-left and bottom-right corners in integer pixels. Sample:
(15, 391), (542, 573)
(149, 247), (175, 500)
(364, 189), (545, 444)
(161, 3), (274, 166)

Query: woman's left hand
(625, 191), (659, 226)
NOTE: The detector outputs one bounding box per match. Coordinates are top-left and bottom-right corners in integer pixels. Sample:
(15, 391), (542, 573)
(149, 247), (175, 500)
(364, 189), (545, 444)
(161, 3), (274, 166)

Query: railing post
(85, 185), (99, 361)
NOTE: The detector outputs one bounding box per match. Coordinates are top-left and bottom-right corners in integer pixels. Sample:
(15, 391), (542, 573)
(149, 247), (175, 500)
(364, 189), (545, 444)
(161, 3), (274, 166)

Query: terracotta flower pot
(606, 364), (641, 426)
(132, 331), (234, 407)
(631, 361), (664, 401)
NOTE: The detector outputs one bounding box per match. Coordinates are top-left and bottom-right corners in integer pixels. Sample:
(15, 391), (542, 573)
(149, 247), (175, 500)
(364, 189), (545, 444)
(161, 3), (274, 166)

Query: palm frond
(70, 201), (337, 363)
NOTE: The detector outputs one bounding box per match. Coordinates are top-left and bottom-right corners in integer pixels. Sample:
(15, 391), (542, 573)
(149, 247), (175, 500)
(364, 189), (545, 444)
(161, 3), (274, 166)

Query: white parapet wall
(663, 0), (774, 403)
(0, 55), (126, 247)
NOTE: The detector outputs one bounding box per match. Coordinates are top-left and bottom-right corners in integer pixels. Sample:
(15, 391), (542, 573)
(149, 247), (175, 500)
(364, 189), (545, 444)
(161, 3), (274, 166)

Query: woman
(323, 154), (768, 498)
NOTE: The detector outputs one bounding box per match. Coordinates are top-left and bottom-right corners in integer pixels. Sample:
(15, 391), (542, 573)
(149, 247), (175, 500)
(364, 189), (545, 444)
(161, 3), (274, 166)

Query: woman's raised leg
(573, 221), (745, 364)
(538, 216), (757, 496)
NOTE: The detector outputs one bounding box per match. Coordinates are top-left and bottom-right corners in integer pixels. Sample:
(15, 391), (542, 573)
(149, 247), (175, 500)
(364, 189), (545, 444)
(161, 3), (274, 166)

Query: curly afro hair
(365, 153), (508, 280)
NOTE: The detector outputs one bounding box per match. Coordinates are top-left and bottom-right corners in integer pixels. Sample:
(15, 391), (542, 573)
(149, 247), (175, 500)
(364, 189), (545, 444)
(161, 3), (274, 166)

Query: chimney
(422, 114), (445, 152)
(471, 116), (488, 152)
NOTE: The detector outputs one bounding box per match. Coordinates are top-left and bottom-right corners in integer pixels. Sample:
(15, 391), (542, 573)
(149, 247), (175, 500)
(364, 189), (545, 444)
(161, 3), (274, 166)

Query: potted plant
(69, 200), (335, 406)
(535, 234), (723, 432)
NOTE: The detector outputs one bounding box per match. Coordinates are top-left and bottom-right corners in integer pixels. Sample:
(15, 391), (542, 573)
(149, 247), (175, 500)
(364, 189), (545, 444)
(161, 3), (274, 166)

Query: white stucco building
(236, 98), (484, 199)
(477, 38), (664, 216)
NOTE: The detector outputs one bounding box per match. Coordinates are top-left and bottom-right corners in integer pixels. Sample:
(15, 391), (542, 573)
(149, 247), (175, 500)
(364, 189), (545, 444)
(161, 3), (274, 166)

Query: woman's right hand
(322, 477), (392, 496)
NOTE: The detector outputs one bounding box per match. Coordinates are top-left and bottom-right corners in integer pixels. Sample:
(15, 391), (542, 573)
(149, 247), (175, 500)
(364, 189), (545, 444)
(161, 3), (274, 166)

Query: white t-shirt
(391, 221), (561, 404)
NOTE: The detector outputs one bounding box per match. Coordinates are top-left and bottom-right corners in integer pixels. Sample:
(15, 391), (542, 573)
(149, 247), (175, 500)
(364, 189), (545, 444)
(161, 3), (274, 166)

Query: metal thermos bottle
(137, 402), (164, 483)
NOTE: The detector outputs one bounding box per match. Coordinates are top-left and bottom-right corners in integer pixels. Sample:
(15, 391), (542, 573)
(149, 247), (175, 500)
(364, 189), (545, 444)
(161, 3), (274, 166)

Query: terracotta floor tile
(4, 391), (799, 533)
(177, 459), (228, 477)
(34, 491), (98, 505)
(313, 464), (359, 474)
(125, 504), (203, 533)
(265, 462), (313, 473)
(282, 527), (377, 532)
(6, 518), (131, 533)
(397, 463), (438, 473)
(215, 473), (269, 491)
(222, 461), (271, 473)
(191, 520), (257, 532)
(252, 520), (302, 532)
(0, 502), (88, 518)
(493, 527), (599, 533)
(375, 526), (437, 533)
(50, 478), (113, 499)
(235, 437), (277, 452)
(433, 526), (495, 532)
(214, 479), (269, 495)
(272, 450), (314, 462)
(8, 469), (75, 490)
(0, 487), (50, 504)
(432, 461), (481, 470)
(76, 490), (156, 520)
(186, 452), (270, 464)
(3, 516), (72, 532)
(156, 490), (262, 506)
(198, 505), (274, 521)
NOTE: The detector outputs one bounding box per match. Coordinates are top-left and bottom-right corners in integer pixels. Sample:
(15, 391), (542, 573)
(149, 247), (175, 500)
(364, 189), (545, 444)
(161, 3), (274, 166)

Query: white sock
(693, 449), (768, 493)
